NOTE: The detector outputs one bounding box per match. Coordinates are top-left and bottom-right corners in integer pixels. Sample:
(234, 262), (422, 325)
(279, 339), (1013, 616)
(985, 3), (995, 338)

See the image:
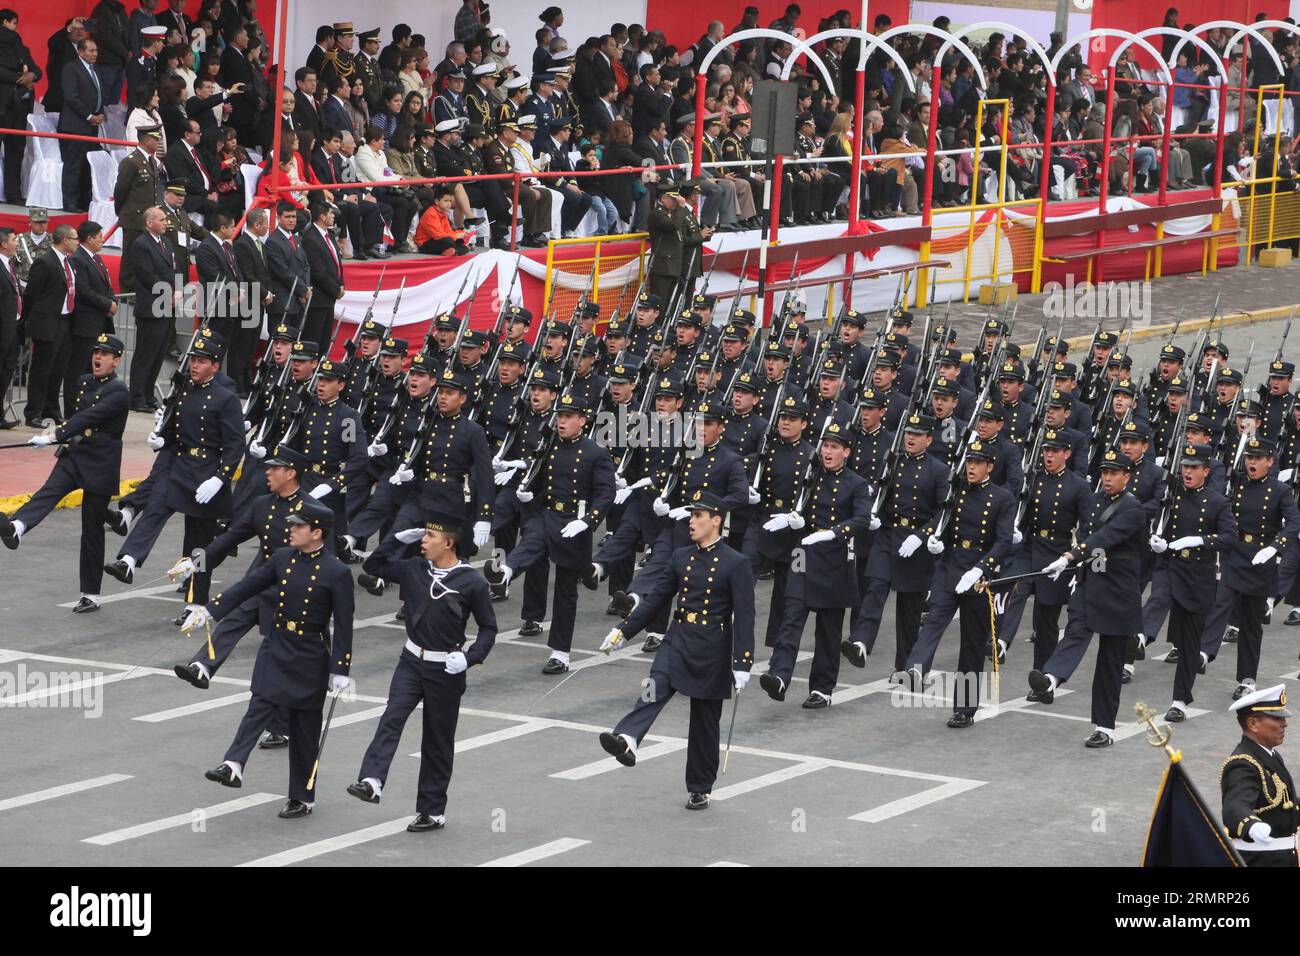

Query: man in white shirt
(510, 116), (563, 240)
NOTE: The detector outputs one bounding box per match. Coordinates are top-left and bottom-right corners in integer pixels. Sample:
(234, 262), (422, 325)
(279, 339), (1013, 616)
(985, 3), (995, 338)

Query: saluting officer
(0, 334), (129, 612)
(190, 497), (354, 819)
(597, 491), (755, 812)
(348, 511), (497, 832)
(1221, 684), (1300, 866)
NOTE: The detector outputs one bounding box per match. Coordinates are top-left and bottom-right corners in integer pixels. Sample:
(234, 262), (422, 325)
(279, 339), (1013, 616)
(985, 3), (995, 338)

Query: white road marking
(550, 739), (687, 780)
(849, 779), (987, 823)
(0, 668), (151, 705)
(332, 705), (398, 728)
(707, 861), (751, 866)
(83, 793), (283, 845)
(0, 774), (133, 813)
(57, 581), (201, 608)
(711, 761), (827, 801)
(238, 818), (414, 867)
(1112, 707), (1210, 741)
(1010, 707), (1091, 722)
(454, 720), (550, 754)
(478, 837), (590, 867)
(133, 692), (253, 722)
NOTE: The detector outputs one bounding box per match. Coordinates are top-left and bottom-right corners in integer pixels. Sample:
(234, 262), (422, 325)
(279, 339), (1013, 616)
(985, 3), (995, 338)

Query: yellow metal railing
(541, 233), (650, 325)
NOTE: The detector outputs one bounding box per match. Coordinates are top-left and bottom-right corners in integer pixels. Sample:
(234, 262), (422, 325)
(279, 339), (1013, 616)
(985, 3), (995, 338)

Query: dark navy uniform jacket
(523, 434), (616, 570)
(1160, 483), (1237, 614)
(723, 411), (767, 467)
(363, 535), (498, 666)
(848, 423), (891, 555)
(1222, 475), (1300, 596)
(809, 394), (854, 437)
(1221, 736), (1300, 846)
(414, 411), (495, 522)
(620, 537), (756, 699)
(749, 436), (815, 562)
(343, 355), (378, 409)
(668, 440), (748, 514)
(163, 377), (245, 518)
(999, 399), (1035, 445)
(478, 379), (525, 450)
(758, 376), (805, 420)
(1258, 390), (1294, 445)
(865, 450), (949, 592)
(204, 488), (305, 626)
(291, 396), (369, 490)
(210, 544), (354, 709)
(983, 433), (1024, 490)
(53, 372), (130, 496)
(566, 370), (606, 411)
(786, 464), (872, 609)
(933, 478), (1016, 588)
(1072, 488), (1146, 635)
(360, 371), (402, 444)
(1018, 466), (1089, 605)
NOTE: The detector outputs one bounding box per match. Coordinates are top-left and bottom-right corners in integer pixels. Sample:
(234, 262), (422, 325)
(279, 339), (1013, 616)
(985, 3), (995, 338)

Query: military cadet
(454, 330), (492, 407)
(1191, 339), (1231, 403)
(476, 340), (529, 451)
(346, 336), (406, 523)
(288, 357), (368, 540)
(867, 349), (910, 431)
(996, 362), (1035, 444)
(832, 309), (870, 382)
(342, 319), (387, 409)
(1209, 367), (1245, 434)
(239, 338), (319, 513)
(1152, 375), (1190, 456)
(1077, 329), (1119, 407)
(1149, 442), (1238, 722)
(190, 497), (354, 819)
(885, 333), (916, 396)
(0, 334), (129, 612)
(1048, 361), (1094, 434)
(466, 63), (499, 134)
(759, 421), (871, 708)
(845, 387), (892, 621)
(902, 439), (1016, 727)
(589, 358), (642, 607)
(670, 309), (705, 376)
(626, 293), (663, 357)
(485, 393), (615, 673)
(1258, 360), (1295, 445)
(104, 334), (243, 621)
(758, 340), (804, 418)
(597, 491), (755, 811)
(348, 511), (497, 831)
(567, 337), (606, 409)
(14, 207), (53, 284)
(596, 317), (630, 377)
(927, 378), (963, 468)
(808, 356), (855, 438)
(426, 314), (461, 374)
(1029, 450), (1147, 747)
(1143, 343), (1186, 416)
(1201, 438), (1300, 699)
(972, 400), (1025, 489)
(845, 413), (948, 675)
(1220, 684), (1299, 866)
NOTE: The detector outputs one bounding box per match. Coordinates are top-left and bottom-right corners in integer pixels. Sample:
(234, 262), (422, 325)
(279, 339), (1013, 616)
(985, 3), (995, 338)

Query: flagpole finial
(1136, 701), (1180, 761)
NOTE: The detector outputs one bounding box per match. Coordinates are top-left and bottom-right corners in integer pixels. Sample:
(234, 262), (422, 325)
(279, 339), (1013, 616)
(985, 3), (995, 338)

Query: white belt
(1232, 833), (1296, 852)
(405, 639), (449, 663)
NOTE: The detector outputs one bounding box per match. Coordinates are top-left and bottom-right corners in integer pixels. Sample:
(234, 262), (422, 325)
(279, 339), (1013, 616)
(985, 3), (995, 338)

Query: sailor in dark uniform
(0, 335), (129, 611)
(1028, 450), (1148, 746)
(1221, 684), (1300, 866)
(190, 497), (354, 819)
(347, 512), (497, 831)
(597, 492), (755, 811)
(759, 421), (871, 708)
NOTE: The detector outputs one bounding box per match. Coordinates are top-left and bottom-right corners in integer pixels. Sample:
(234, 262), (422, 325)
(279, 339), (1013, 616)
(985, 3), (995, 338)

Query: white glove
(733, 670), (751, 690)
(179, 606), (211, 633)
(1170, 536), (1204, 550)
(389, 464), (415, 485)
(747, 486), (761, 505)
(473, 521), (490, 547)
(395, 527), (426, 544)
(956, 567), (983, 594)
(243, 419), (252, 432)
(600, 628), (625, 653)
(1253, 545), (1279, 565)
(629, 476), (653, 491)
(763, 513), (791, 532)
(787, 511), (805, 531)
(194, 476), (223, 504)
(898, 534), (922, 558)
(1044, 555), (1070, 580)
(444, 651), (468, 675)
(494, 467), (519, 486)
(167, 556), (196, 580)
(1154, 456), (1165, 468)
(652, 497), (670, 516)
(1281, 468), (1294, 482)
(668, 507), (690, 520)
(329, 674), (352, 695)
(615, 475), (628, 490)
(801, 529), (835, 545)
(495, 459), (526, 472)
(491, 455), (509, 472)
(367, 441), (388, 458)
(562, 519), (588, 538)
(154, 407), (166, 428)
(308, 483), (331, 500)
(28, 433), (54, 447)
(614, 487), (633, 505)
(515, 488), (534, 503)
(146, 431), (165, 450)
(926, 534), (945, 555)
(1012, 529), (1023, 545)
(247, 439), (266, 459)
(1248, 821), (1273, 843)
(869, 514), (881, 531)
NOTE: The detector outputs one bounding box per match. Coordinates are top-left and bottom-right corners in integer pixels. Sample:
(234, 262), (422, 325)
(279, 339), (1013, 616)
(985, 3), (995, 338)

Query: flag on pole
(1141, 756), (1243, 867)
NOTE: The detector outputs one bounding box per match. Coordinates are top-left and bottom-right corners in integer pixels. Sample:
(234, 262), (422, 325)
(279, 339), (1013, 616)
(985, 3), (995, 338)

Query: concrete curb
(1061, 303), (1299, 351)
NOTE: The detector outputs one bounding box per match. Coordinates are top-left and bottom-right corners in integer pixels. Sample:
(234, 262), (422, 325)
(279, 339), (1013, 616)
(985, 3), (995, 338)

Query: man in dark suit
(292, 67), (323, 141)
(312, 128), (383, 260)
(128, 206), (179, 411)
(574, 34), (616, 108)
(219, 24), (257, 146)
(318, 75), (353, 140)
(0, 226), (21, 427)
(300, 202), (345, 347)
(581, 81), (619, 141)
(154, 0), (191, 46)
(20, 225), (79, 427)
(164, 118), (221, 219)
(264, 201), (311, 332)
(194, 211), (243, 354)
(57, 36), (105, 214)
(0, 10), (41, 207)
(186, 76), (239, 133)
(68, 220), (117, 419)
(231, 206), (272, 395)
(41, 16), (84, 114)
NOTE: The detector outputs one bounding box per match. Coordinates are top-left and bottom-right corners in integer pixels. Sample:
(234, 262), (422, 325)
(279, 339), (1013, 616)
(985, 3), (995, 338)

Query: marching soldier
(1221, 684), (1299, 866)
(347, 512), (497, 831)
(188, 497), (354, 820)
(476, 340), (530, 451)
(844, 388), (892, 623)
(567, 337), (606, 409)
(995, 362), (1034, 444)
(342, 320), (386, 409)
(972, 400), (1025, 489)
(240, 338), (319, 513)
(627, 293), (663, 356)
(597, 491), (755, 812)
(1259, 360), (1295, 445)
(287, 358), (368, 540)
(0, 334), (129, 611)
(722, 371), (768, 549)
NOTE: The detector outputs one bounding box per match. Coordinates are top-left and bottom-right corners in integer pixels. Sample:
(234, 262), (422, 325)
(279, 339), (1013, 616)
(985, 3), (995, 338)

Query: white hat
(517, 114), (537, 128)
(504, 75), (530, 90)
(142, 25), (167, 38)
(552, 48), (575, 60)
(473, 62), (497, 76)
(1229, 683), (1294, 717)
(434, 119), (460, 133)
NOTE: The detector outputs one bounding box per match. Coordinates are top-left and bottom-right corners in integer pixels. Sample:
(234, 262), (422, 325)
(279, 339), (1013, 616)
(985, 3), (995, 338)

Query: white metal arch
(1227, 19), (1300, 71)
(1049, 29), (1174, 85)
(693, 27), (836, 93)
(1168, 20), (1284, 74)
(876, 24), (987, 91)
(936, 20), (1057, 86)
(1119, 27), (1228, 82)
(791, 28), (913, 92)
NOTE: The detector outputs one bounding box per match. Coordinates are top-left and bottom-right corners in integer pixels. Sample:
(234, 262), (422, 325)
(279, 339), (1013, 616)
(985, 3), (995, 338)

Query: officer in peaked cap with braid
(1221, 684), (1299, 866)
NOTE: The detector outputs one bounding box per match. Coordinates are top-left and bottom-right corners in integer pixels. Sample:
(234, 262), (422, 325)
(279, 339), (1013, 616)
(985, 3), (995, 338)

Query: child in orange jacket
(415, 187), (474, 256)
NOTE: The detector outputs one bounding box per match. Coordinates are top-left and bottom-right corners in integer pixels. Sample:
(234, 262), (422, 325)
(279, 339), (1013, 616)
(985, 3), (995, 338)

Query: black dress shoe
(106, 510), (129, 536)
(104, 559), (134, 584)
(1223, 625), (1239, 644)
(640, 633), (661, 652)
(71, 597), (100, 613)
(1027, 670), (1055, 704)
(542, 657), (569, 675)
(1198, 654), (1207, 675)
(0, 513), (18, 550)
(0, 418), (17, 430)
(204, 764), (241, 787)
(278, 799), (312, 819)
(605, 598), (620, 616)
(599, 731), (636, 766)
(1025, 690), (1045, 703)
(947, 713), (975, 728)
(407, 813), (445, 832)
(609, 590), (636, 619)
(489, 582), (509, 602)
(1164, 706), (1186, 723)
(357, 573), (387, 597)
(1233, 682), (1255, 701)
(396, 603), (406, 622)
(1084, 731), (1113, 748)
(685, 792), (711, 811)
(581, 564), (600, 591)
(519, 620), (542, 637)
(841, 640), (867, 669)
(259, 733), (289, 749)
(802, 692), (831, 709)
(759, 671), (786, 701)
(1165, 647), (1180, 664)
(347, 780), (380, 803)
(174, 662), (210, 689)
(1121, 668), (1133, 685)
(1287, 608), (1300, 626)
